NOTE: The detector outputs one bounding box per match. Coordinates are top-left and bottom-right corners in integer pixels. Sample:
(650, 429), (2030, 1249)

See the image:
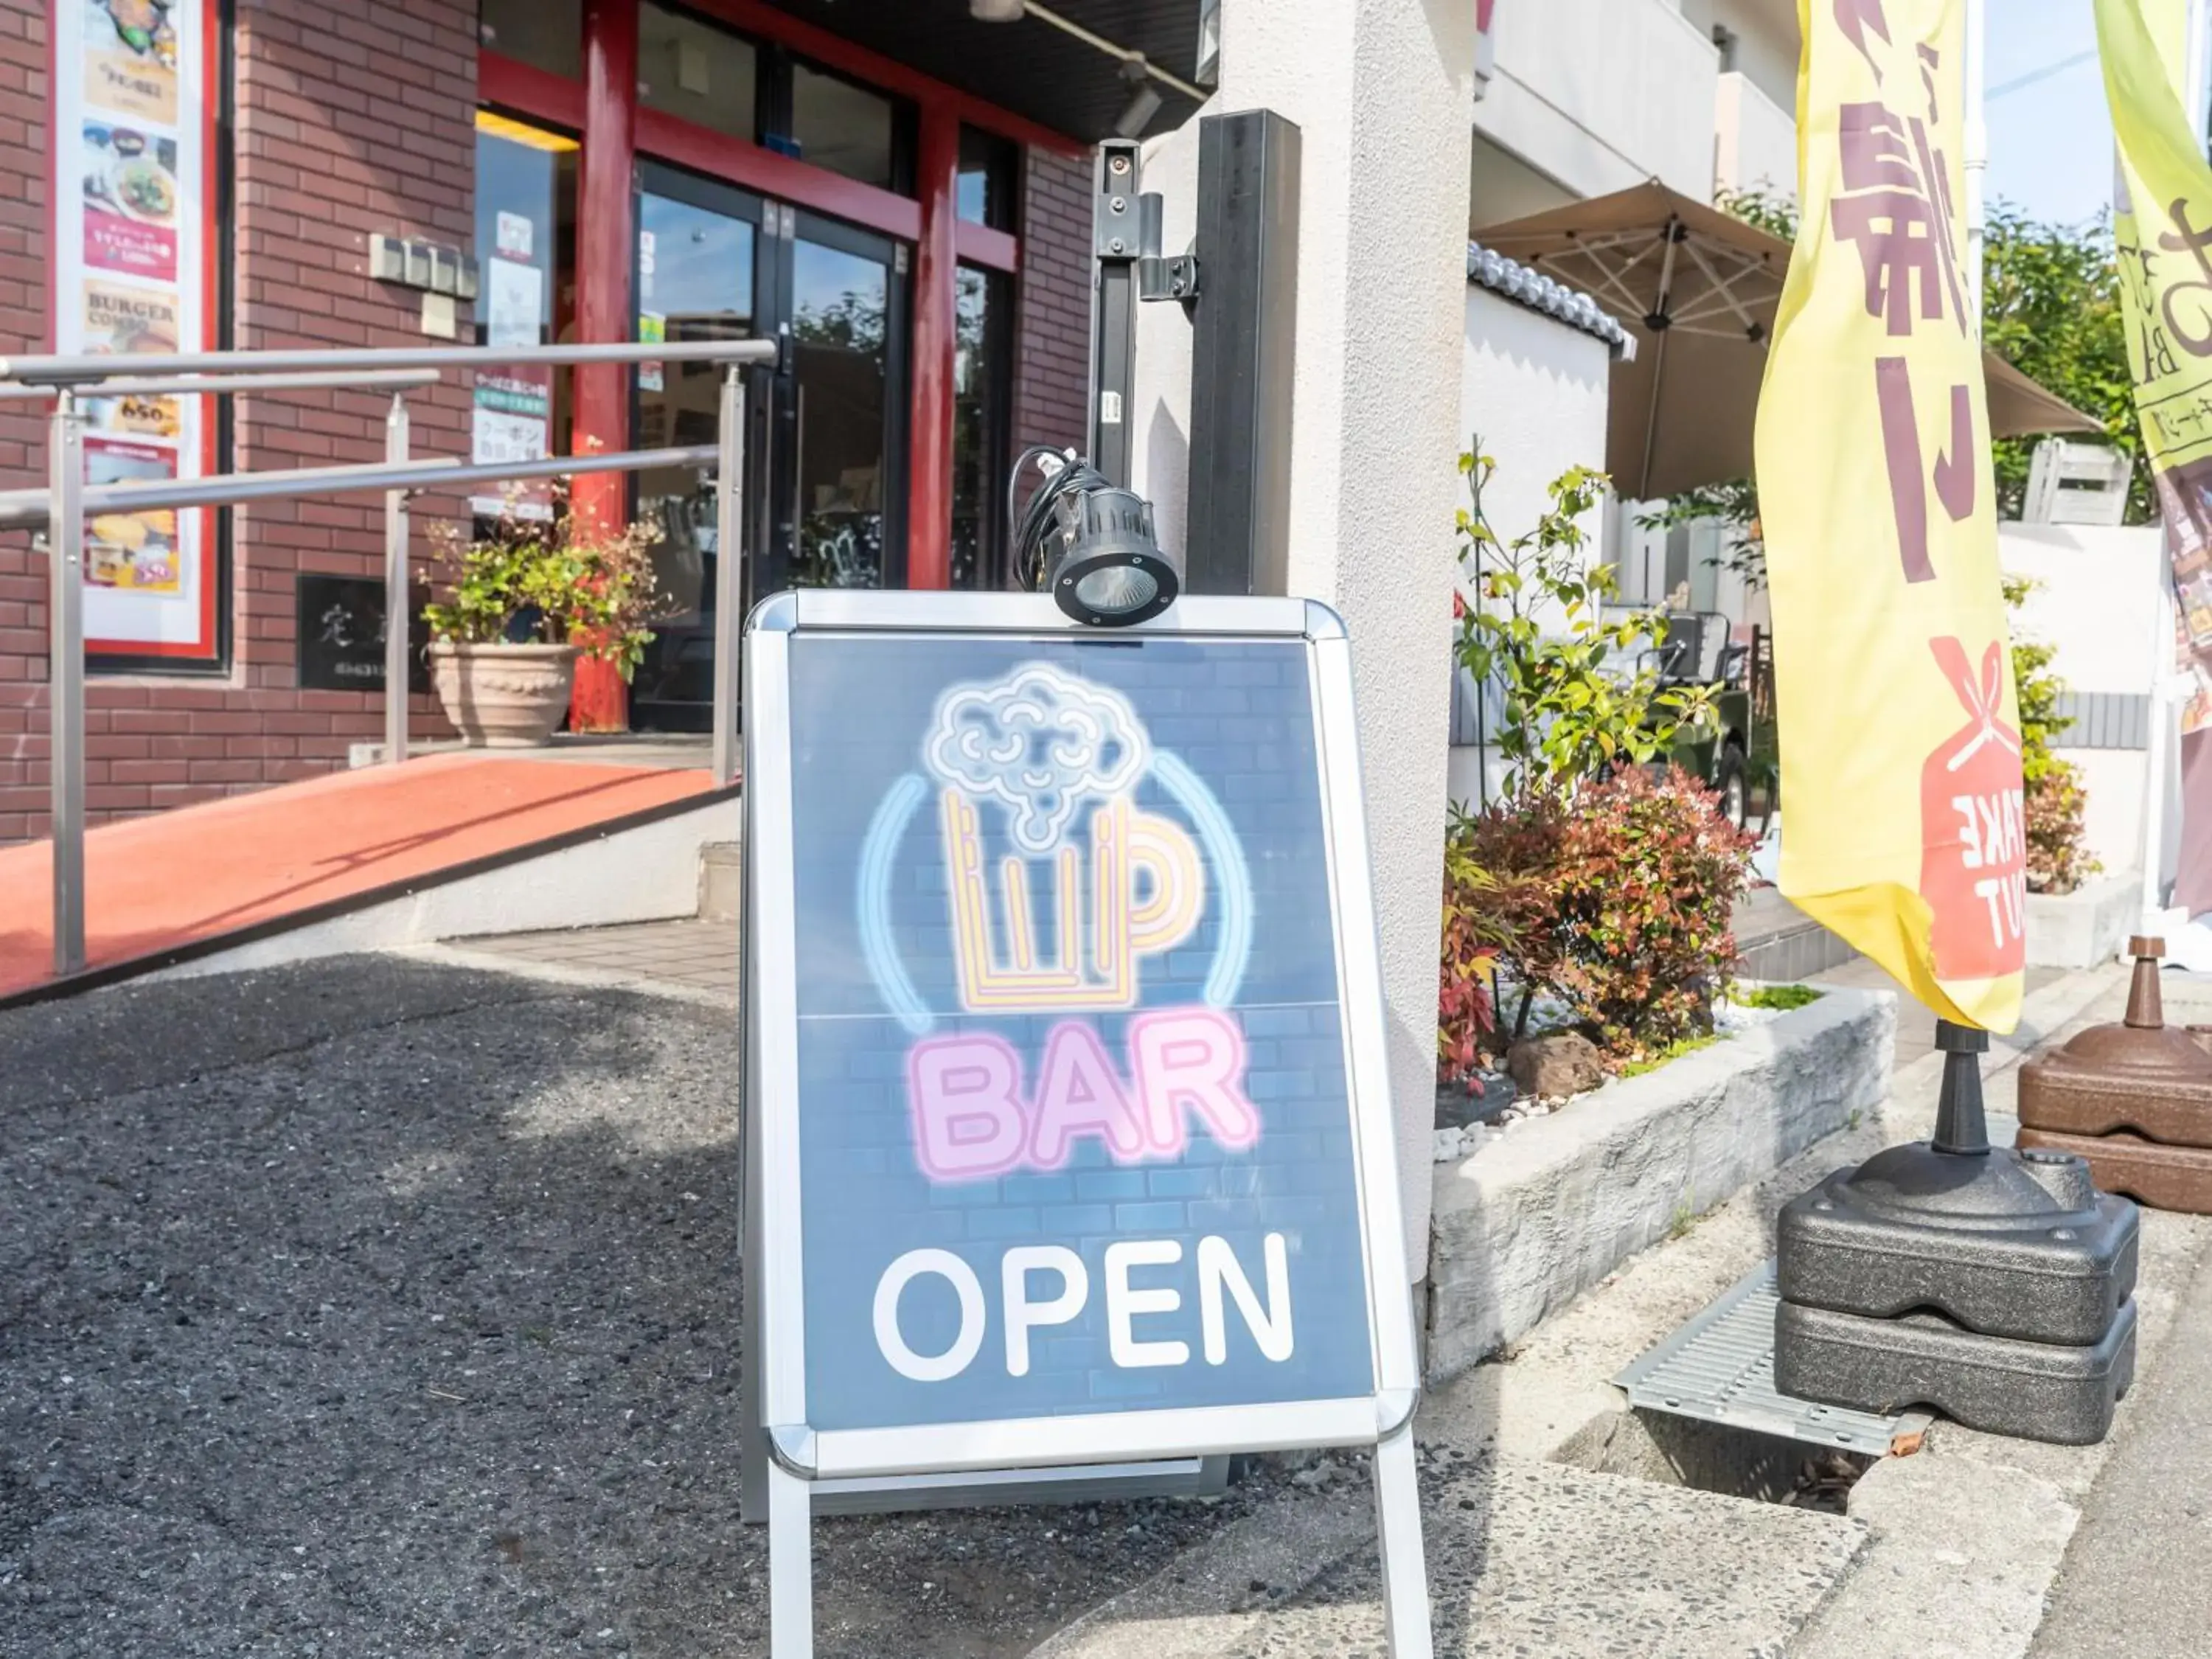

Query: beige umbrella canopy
(1475, 180), (2101, 501)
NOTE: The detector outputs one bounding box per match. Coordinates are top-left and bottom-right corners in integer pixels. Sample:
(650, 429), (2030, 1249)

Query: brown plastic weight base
(2018, 937), (2212, 1148)
(2015, 1126), (2212, 1214)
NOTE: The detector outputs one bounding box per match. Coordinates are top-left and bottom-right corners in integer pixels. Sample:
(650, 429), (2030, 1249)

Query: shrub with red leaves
(1455, 768), (1759, 1061)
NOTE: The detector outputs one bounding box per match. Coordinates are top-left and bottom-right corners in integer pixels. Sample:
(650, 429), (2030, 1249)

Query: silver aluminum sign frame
(742, 589), (1430, 1658)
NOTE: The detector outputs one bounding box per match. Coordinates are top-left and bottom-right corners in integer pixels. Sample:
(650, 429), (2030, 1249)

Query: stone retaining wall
(1425, 987), (1896, 1380)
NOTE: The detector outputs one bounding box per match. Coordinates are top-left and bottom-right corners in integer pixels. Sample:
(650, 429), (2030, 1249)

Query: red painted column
(905, 105), (960, 591)
(570, 0), (640, 731)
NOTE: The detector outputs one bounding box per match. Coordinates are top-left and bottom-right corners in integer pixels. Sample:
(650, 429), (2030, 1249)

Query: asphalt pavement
(2031, 1219), (2212, 1659)
(0, 955), (1280, 1659)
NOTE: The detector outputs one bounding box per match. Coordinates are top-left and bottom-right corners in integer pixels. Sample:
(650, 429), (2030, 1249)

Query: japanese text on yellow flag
(1758, 0), (2024, 1032)
(2100, 1), (2212, 762)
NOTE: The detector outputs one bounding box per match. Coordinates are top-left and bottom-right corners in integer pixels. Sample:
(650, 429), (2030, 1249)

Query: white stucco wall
(1131, 0), (1475, 1279)
(1475, 0), (1718, 202)
(1682, 0), (1801, 111)
(2000, 523), (2167, 880)
(1447, 286), (1613, 813)
(1714, 70), (1798, 198)
(1455, 285), (1613, 566)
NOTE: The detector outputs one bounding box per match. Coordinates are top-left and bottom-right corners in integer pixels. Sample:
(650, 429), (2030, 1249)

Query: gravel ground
(0, 956), (1282, 1658)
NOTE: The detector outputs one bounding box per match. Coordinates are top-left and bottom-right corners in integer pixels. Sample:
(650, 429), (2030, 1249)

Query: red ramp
(0, 753), (723, 1003)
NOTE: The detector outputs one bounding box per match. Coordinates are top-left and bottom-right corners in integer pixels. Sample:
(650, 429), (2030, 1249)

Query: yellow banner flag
(1758, 0), (2024, 1032)
(2101, 1), (2212, 769)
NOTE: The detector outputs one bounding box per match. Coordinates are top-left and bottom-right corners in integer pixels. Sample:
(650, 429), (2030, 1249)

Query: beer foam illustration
(924, 666), (1148, 856)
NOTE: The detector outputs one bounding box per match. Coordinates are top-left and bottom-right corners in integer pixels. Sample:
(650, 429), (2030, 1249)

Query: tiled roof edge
(1467, 240), (1634, 357)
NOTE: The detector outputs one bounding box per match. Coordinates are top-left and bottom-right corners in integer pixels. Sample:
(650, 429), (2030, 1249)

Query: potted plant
(422, 484), (666, 748)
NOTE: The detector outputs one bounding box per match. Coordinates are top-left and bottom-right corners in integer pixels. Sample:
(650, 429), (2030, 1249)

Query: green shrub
(1453, 448), (1719, 791)
(1458, 768), (1759, 1060)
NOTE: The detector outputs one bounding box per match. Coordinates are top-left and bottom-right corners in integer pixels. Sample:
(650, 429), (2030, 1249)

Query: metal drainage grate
(1615, 1259), (1911, 1457)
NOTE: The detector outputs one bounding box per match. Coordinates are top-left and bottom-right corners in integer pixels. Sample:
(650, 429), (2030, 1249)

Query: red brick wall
(0, 0), (1097, 845)
(0, 0), (476, 841)
(1013, 146), (1093, 459)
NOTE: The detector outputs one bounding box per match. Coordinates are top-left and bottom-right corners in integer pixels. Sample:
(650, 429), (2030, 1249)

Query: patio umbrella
(1475, 180), (2102, 501)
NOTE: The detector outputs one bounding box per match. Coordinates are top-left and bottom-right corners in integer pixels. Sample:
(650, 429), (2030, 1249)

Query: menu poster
(470, 372), (554, 521)
(54, 0), (217, 664)
(81, 121), (180, 280)
(83, 437), (181, 594)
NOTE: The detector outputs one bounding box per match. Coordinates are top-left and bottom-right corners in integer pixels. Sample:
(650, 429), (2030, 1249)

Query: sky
(1983, 0), (2118, 229)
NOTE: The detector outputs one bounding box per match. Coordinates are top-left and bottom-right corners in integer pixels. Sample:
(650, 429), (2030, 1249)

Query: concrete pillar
(1135, 1), (1475, 1279)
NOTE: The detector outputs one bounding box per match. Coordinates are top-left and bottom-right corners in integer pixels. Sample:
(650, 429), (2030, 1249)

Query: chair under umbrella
(1474, 179), (2101, 501)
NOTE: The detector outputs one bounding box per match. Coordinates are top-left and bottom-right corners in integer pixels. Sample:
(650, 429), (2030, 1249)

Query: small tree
(1453, 447), (1719, 793)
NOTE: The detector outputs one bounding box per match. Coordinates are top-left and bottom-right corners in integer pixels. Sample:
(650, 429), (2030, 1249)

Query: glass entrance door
(759, 214), (908, 594)
(630, 165), (763, 731)
(628, 179), (909, 731)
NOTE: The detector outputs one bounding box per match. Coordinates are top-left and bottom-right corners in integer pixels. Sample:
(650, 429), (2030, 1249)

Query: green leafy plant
(2004, 575), (2101, 894)
(1623, 1034), (1720, 1081)
(1733, 983), (1822, 1012)
(1457, 766), (1759, 1060)
(1438, 838), (1512, 1088)
(424, 481), (670, 681)
(1983, 204), (2146, 524)
(1454, 448), (1719, 791)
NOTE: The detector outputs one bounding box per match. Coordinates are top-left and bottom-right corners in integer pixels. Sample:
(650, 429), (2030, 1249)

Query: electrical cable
(1006, 444), (1110, 594)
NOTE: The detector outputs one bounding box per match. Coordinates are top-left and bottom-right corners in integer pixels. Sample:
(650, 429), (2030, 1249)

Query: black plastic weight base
(1775, 1296), (2137, 1447)
(1775, 1141), (2140, 1346)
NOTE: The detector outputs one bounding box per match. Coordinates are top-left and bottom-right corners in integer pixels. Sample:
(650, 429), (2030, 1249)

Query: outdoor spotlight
(1010, 447), (1180, 627)
(1043, 481), (1180, 626)
(970, 0), (1026, 18)
(1113, 58), (1164, 139)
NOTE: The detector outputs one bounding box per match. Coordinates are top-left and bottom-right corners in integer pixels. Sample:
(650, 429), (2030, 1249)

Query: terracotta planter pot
(429, 640), (579, 748)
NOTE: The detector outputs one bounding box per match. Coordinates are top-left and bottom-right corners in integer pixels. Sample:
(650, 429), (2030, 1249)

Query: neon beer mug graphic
(857, 664), (1262, 1183)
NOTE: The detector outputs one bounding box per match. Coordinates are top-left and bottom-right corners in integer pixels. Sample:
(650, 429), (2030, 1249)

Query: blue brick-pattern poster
(787, 635), (1377, 1432)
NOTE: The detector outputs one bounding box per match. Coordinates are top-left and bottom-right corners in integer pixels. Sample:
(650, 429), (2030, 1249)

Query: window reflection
(791, 237), (890, 588)
(632, 188), (756, 719)
(952, 265), (1009, 589)
(479, 0), (580, 78)
(790, 63), (899, 192)
(957, 126), (1016, 229)
(639, 3), (758, 142)
(471, 114), (574, 525)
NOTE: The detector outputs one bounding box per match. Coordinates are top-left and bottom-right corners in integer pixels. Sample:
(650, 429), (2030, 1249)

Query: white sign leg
(769, 1461), (814, 1658)
(1374, 1421), (1433, 1658)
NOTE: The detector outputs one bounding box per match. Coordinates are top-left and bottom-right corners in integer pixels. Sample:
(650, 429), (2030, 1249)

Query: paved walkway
(462, 917), (738, 1001)
(2030, 1221), (2212, 1658)
(1811, 954), (2069, 1070)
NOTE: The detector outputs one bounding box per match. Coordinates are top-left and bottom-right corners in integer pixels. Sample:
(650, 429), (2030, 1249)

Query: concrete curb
(1425, 987), (1896, 1380)
(2025, 872), (2138, 970)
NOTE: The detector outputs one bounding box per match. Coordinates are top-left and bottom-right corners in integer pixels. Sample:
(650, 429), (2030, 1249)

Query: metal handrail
(0, 339), (776, 384)
(0, 445), (720, 529)
(19, 337), (765, 978)
(0, 368), (444, 401)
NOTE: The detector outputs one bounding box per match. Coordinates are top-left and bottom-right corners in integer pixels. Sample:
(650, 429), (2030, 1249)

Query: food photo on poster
(779, 639), (1380, 1433)
(81, 120), (179, 280)
(82, 437), (179, 593)
(81, 0), (180, 125)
